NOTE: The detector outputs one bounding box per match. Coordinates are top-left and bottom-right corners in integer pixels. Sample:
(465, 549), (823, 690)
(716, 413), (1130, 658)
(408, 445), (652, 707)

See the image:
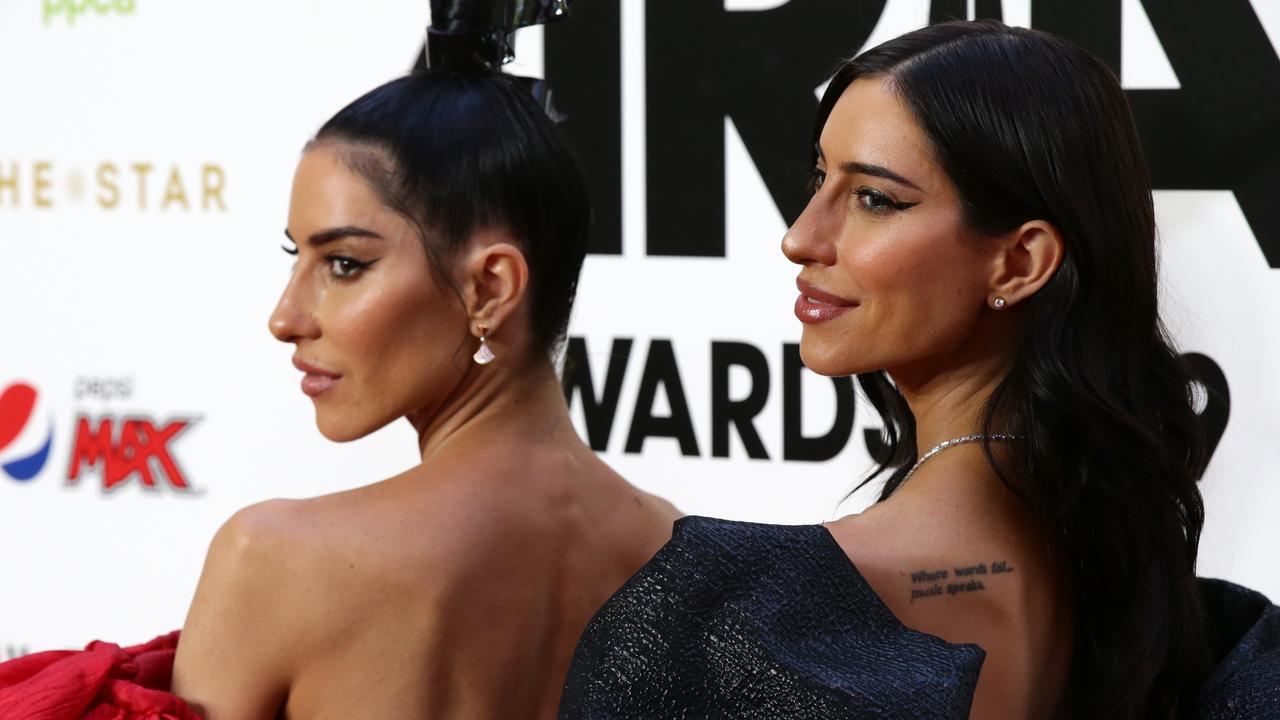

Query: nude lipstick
(794, 278), (857, 324)
(293, 357), (341, 397)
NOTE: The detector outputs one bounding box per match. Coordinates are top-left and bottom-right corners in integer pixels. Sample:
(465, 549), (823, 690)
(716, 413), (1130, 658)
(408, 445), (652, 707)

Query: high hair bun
(426, 0), (572, 71)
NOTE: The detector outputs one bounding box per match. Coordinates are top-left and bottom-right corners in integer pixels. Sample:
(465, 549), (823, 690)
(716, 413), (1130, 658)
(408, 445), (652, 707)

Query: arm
(172, 502), (301, 720)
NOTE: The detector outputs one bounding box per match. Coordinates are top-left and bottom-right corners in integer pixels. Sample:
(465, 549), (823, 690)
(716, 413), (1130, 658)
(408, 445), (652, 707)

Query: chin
(799, 335), (871, 378)
(314, 412), (380, 443)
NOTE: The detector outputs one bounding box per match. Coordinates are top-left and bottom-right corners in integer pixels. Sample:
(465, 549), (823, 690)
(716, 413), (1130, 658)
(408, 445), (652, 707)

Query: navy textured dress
(558, 516), (1280, 719)
(1197, 578), (1280, 718)
(558, 516), (984, 719)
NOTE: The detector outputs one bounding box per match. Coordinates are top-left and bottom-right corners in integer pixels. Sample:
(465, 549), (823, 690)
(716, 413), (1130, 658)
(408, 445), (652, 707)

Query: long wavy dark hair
(822, 21), (1212, 717)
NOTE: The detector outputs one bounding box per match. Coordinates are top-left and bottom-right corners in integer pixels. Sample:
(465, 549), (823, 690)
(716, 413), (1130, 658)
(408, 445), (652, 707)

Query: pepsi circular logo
(0, 383), (54, 481)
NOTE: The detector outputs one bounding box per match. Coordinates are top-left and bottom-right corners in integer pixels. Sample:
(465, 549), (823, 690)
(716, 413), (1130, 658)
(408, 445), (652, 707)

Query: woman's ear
(987, 219), (1064, 309)
(457, 227), (530, 340)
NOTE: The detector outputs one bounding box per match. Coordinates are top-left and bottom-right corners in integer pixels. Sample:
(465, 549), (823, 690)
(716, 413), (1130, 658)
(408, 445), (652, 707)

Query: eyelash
(808, 168), (918, 215)
(280, 244), (373, 280)
(854, 187), (918, 214)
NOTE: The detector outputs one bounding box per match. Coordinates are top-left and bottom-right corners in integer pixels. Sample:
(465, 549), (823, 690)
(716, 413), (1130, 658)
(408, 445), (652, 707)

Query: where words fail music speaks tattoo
(908, 560), (1015, 602)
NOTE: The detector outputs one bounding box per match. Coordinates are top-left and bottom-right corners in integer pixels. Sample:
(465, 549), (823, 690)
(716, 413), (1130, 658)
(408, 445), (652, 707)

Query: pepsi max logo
(66, 415), (195, 492)
(0, 383), (54, 482)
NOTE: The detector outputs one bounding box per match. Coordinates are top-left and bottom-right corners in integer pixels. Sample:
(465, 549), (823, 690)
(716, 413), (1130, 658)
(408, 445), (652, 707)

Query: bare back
(173, 432), (680, 720)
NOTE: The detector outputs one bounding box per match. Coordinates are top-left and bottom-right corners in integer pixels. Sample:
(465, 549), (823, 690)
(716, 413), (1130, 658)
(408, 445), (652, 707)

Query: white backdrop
(1, 0), (1277, 656)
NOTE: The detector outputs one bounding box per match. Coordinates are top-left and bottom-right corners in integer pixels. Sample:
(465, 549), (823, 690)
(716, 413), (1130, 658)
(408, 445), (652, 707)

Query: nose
(269, 269), (320, 344)
(782, 193), (837, 267)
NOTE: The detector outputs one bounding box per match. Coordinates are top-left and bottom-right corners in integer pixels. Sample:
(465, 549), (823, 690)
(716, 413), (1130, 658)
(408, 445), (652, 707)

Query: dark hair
(820, 21), (1211, 717)
(313, 69), (591, 356)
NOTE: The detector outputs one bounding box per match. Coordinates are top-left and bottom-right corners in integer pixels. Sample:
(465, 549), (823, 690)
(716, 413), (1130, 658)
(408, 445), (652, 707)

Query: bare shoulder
(828, 497), (1072, 716)
(200, 497), (348, 600)
(210, 497), (313, 565)
(173, 479), (519, 712)
(187, 497), (318, 616)
(173, 498), (322, 719)
(825, 497), (1052, 638)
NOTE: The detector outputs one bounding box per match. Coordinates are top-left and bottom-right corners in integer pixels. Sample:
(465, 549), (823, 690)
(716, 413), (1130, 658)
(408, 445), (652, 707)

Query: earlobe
(988, 220), (1064, 308)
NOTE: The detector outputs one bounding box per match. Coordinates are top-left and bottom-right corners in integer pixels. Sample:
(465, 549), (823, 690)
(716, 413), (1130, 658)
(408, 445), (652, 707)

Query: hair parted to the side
(313, 68), (591, 357)
(819, 20), (1212, 717)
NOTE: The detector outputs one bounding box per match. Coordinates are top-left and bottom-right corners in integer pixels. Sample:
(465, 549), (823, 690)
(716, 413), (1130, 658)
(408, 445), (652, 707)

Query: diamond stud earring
(993, 297), (1007, 309)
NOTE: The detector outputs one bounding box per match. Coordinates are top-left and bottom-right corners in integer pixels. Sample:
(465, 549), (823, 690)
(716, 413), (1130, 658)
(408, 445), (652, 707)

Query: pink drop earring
(473, 325), (495, 365)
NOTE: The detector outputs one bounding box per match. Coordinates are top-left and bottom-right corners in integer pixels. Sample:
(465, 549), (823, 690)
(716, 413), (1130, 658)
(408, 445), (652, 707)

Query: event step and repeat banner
(2, 0), (1278, 655)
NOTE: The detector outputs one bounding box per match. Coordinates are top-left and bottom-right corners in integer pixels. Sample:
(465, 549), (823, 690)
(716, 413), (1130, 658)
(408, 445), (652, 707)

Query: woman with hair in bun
(169, 4), (679, 718)
(559, 19), (1279, 720)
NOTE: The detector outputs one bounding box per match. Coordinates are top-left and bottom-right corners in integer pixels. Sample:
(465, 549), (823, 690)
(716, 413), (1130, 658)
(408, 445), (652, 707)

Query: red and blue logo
(0, 383), (54, 482)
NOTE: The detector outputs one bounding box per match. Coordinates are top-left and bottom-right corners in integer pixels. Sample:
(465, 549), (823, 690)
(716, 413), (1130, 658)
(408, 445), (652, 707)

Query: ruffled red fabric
(0, 631), (201, 720)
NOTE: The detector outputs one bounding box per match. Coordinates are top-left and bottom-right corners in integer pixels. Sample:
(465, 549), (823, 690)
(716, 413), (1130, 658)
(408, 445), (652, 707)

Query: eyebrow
(838, 161), (923, 192)
(283, 226), (385, 247)
(815, 144), (923, 192)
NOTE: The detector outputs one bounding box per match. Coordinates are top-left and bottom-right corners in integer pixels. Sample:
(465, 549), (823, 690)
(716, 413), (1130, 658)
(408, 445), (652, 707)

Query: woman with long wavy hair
(558, 20), (1280, 719)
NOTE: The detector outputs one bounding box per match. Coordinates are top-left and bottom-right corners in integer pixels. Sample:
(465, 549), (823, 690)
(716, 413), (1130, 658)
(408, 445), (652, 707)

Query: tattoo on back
(908, 560), (1015, 602)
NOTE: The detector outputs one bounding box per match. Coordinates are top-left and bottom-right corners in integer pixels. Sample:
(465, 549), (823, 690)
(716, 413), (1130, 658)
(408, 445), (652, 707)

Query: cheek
(324, 274), (462, 401)
(326, 283), (418, 357)
(800, 214), (988, 375)
(843, 216), (983, 319)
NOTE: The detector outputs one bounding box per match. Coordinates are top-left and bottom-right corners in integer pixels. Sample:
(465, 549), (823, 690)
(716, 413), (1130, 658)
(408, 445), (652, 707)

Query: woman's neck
(890, 342), (1014, 453)
(409, 356), (576, 464)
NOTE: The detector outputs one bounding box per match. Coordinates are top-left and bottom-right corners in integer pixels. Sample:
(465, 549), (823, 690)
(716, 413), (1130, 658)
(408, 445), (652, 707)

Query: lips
(794, 278), (857, 324)
(300, 375), (337, 397)
(292, 357), (341, 398)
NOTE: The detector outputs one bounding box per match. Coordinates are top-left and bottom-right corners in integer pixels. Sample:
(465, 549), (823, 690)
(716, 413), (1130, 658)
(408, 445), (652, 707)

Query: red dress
(0, 631), (201, 720)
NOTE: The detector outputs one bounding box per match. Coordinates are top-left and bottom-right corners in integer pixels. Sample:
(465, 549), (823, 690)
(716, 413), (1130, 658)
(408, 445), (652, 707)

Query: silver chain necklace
(900, 433), (1024, 485)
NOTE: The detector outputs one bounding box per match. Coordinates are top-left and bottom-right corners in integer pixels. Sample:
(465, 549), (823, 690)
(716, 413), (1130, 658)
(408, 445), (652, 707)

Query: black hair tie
(425, 0), (572, 72)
